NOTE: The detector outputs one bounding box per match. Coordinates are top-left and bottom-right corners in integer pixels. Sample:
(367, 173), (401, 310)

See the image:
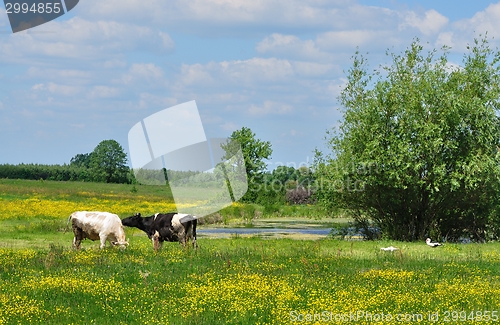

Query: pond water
(195, 217), (372, 240)
(197, 227), (332, 239)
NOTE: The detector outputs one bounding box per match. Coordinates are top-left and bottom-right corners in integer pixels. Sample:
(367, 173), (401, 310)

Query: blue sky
(0, 0), (499, 170)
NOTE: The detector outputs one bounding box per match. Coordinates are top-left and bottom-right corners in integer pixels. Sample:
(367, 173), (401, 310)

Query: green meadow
(1, 179), (500, 324)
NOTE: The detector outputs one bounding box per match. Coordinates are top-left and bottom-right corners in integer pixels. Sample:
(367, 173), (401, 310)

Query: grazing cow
(67, 211), (129, 249)
(122, 212), (198, 251)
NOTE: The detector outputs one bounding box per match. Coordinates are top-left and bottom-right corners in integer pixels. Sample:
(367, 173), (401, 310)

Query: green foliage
(222, 127), (273, 202)
(69, 153), (93, 168)
(315, 37), (500, 242)
(260, 166), (316, 205)
(90, 140), (130, 183)
(0, 140), (134, 184)
(226, 127), (272, 179)
(0, 163), (91, 182)
(271, 165), (297, 184)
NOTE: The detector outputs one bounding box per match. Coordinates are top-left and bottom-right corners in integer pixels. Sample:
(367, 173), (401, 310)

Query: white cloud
(21, 109), (36, 118)
(456, 2), (500, 35)
(159, 31), (175, 50)
(120, 63), (165, 86)
(31, 82), (82, 96)
(0, 17), (175, 63)
(248, 100), (293, 116)
(79, 0), (400, 35)
(178, 63), (215, 86)
(220, 121), (238, 131)
(282, 129), (303, 137)
(43, 110), (55, 116)
(176, 57), (335, 89)
(136, 93), (178, 109)
(0, 8), (7, 29)
(256, 34), (332, 62)
(436, 3), (500, 51)
(220, 58), (294, 83)
(326, 78), (347, 99)
(26, 67), (93, 85)
(102, 59), (128, 69)
(292, 61), (336, 77)
(316, 29), (399, 51)
(402, 9), (448, 36)
(435, 31), (455, 49)
(88, 86), (120, 99)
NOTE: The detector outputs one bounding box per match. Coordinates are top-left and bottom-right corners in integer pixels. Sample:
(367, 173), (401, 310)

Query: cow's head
(112, 239), (129, 249)
(122, 213), (142, 227)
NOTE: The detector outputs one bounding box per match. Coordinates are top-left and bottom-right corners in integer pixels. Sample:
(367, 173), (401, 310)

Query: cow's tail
(192, 218), (198, 248)
(179, 214), (198, 249)
(64, 214), (73, 233)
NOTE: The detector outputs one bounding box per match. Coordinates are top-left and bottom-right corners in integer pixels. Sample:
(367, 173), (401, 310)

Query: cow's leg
(191, 235), (197, 249)
(177, 227), (187, 247)
(183, 222), (197, 249)
(179, 235), (186, 247)
(72, 225), (83, 250)
(152, 231), (160, 252)
(99, 235), (107, 249)
(72, 236), (80, 249)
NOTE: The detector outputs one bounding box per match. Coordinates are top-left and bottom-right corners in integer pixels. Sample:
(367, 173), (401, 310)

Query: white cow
(67, 211), (129, 249)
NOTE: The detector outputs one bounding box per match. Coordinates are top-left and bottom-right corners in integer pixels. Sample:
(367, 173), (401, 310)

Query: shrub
(286, 186), (315, 205)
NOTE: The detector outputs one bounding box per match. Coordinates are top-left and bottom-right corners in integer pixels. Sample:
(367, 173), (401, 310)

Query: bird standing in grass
(426, 238), (442, 247)
(380, 246), (399, 252)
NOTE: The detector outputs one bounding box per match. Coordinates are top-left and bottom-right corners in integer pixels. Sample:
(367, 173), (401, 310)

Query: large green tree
(222, 127), (272, 202)
(315, 37), (500, 242)
(90, 140), (130, 183)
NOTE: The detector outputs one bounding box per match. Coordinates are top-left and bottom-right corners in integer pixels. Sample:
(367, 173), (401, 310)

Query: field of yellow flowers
(1, 179), (500, 324)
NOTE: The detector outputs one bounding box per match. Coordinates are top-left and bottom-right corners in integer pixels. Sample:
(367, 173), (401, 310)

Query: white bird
(380, 246), (399, 252)
(426, 238), (442, 247)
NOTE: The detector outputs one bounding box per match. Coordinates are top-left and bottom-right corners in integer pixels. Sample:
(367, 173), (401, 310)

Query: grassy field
(1, 179), (500, 324)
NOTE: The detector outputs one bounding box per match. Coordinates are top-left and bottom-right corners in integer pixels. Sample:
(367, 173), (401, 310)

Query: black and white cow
(67, 211), (129, 249)
(121, 212), (198, 251)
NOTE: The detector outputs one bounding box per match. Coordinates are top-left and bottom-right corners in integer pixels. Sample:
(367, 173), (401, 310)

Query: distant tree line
(0, 163), (94, 182)
(0, 140), (134, 184)
(0, 130), (316, 207)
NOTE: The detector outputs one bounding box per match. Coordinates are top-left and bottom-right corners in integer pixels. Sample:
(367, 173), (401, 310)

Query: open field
(1, 179), (500, 324)
(2, 239), (500, 324)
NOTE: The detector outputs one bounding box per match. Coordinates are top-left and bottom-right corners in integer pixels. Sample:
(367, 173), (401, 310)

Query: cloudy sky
(0, 0), (498, 170)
